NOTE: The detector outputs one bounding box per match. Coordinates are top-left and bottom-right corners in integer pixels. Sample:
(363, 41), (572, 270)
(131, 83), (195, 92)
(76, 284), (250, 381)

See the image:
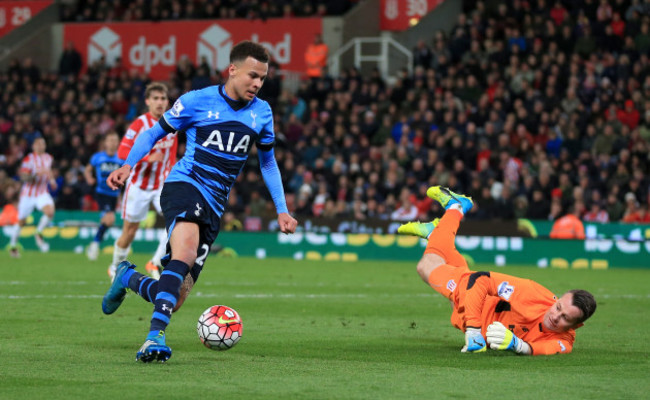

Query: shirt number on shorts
(195, 243), (210, 266)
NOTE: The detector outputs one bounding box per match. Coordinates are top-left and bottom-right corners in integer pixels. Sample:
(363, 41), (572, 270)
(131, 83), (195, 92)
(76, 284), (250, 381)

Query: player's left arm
(257, 110), (297, 234)
(258, 148), (297, 234)
(488, 329), (574, 356)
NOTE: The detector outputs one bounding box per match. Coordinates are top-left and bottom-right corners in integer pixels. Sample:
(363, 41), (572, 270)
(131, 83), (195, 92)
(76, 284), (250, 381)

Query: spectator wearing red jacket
(617, 100), (640, 130)
(550, 1), (568, 26)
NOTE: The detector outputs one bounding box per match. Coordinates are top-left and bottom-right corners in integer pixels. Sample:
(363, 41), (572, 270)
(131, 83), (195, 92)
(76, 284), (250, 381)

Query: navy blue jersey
(90, 151), (124, 196)
(159, 85), (274, 217)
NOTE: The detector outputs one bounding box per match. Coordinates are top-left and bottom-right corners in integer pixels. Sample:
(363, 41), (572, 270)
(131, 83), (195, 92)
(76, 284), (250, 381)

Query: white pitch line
(0, 281), (97, 285)
(0, 280), (415, 289)
(0, 293), (431, 300)
(0, 293), (648, 300)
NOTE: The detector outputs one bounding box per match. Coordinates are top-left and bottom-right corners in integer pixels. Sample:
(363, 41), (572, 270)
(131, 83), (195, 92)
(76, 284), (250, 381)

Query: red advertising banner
(380, 0), (445, 31)
(63, 18), (323, 80)
(0, 0), (52, 37)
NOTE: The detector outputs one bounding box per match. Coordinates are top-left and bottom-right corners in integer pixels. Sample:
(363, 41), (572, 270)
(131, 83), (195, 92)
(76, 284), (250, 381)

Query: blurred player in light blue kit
(104, 41), (298, 363)
(84, 131), (124, 260)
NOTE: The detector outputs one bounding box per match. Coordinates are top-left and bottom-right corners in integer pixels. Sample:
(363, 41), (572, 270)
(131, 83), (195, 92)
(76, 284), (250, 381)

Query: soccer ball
(197, 305), (243, 350)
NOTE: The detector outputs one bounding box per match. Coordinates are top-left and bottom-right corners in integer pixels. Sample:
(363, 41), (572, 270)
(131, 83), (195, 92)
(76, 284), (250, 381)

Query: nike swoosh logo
(218, 316), (239, 324)
(472, 340), (483, 346)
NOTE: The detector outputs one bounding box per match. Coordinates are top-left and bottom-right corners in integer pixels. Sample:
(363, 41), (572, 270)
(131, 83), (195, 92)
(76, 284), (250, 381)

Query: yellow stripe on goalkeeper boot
(426, 186), (474, 214)
(397, 218), (440, 239)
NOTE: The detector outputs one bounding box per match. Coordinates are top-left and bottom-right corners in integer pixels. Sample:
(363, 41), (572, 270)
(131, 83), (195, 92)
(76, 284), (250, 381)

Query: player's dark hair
(105, 130), (119, 139)
(230, 40), (269, 64)
(145, 82), (169, 99)
(569, 289), (597, 323)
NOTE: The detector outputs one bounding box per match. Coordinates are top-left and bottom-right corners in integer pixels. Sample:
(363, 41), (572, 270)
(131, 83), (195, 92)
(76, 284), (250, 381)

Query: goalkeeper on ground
(398, 186), (597, 355)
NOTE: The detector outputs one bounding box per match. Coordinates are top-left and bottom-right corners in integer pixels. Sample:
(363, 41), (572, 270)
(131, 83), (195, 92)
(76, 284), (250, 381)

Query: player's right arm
(458, 271), (542, 353)
(525, 337), (573, 355)
(457, 271), (509, 353)
(118, 122), (158, 163)
(487, 320), (574, 355)
(461, 271), (536, 329)
(107, 123), (168, 189)
(461, 271), (572, 355)
(108, 91), (196, 190)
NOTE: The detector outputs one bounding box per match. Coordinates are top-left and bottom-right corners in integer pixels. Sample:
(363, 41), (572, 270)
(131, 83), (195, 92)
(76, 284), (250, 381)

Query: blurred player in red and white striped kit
(106, 82), (178, 280)
(8, 137), (57, 257)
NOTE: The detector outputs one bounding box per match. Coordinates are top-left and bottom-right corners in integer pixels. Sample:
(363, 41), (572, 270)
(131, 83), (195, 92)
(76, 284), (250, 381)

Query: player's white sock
(112, 243), (131, 265)
(37, 215), (51, 233)
(9, 224), (20, 247)
(449, 203), (464, 214)
(151, 231), (167, 267)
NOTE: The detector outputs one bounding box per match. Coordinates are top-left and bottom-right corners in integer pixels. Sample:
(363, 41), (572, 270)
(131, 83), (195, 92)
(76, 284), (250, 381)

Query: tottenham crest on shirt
(171, 99), (184, 117)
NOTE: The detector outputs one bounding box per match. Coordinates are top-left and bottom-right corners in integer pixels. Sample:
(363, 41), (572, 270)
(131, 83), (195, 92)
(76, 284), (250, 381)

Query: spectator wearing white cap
(622, 192), (642, 223)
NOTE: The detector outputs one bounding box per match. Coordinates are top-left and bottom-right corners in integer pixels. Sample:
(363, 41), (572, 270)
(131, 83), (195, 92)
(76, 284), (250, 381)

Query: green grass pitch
(1, 251), (649, 399)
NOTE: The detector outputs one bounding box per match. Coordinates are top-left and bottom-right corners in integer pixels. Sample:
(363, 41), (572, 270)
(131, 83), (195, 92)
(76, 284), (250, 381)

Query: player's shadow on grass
(235, 337), (471, 365)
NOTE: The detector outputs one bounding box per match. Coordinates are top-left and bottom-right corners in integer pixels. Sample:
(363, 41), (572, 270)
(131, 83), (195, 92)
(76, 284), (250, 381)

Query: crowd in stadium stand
(60, 0), (355, 22)
(2, 0), (650, 229)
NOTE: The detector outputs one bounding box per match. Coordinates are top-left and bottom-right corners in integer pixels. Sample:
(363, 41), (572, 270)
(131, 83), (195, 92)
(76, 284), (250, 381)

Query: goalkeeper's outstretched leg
(397, 186), (474, 297)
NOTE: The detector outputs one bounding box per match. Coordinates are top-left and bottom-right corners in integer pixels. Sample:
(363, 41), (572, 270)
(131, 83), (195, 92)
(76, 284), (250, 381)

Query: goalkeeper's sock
(149, 260), (189, 332)
(424, 209), (467, 268)
(128, 271), (158, 303)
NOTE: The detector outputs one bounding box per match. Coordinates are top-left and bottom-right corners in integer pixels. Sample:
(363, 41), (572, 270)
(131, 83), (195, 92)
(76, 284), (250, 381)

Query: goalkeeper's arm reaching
(486, 322), (531, 355)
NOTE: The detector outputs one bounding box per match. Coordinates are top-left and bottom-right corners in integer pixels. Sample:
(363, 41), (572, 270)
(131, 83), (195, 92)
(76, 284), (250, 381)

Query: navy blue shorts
(160, 181), (221, 282)
(95, 192), (118, 214)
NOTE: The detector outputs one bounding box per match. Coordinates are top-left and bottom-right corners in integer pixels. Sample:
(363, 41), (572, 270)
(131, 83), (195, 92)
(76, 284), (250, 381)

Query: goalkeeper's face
(228, 56), (268, 102)
(543, 293), (582, 332)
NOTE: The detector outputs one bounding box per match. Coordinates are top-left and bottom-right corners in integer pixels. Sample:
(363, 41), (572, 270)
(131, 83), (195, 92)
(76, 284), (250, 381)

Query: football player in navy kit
(104, 41), (297, 362)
